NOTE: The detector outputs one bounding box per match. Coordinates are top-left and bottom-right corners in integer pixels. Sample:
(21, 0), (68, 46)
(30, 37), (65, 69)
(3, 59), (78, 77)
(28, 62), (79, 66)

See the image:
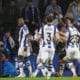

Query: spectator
(2, 30), (15, 58)
(45, 0), (62, 17)
(0, 40), (17, 77)
(22, 0), (41, 35)
(66, 0), (80, 24)
(3, 0), (19, 32)
(45, 0), (63, 24)
(38, 0), (49, 21)
(16, 0), (27, 17)
(57, 0), (73, 16)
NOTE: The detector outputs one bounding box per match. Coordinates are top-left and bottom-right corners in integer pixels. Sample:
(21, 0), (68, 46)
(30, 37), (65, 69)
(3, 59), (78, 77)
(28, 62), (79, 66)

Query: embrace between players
(17, 13), (80, 78)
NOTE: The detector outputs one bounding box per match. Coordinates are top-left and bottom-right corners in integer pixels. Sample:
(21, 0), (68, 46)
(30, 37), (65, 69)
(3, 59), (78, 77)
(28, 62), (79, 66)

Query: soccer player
(63, 17), (80, 76)
(33, 13), (60, 78)
(17, 18), (32, 77)
(55, 22), (67, 76)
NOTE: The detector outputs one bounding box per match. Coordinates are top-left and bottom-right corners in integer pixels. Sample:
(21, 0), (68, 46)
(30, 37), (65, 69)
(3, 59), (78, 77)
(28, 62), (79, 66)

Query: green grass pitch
(0, 77), (80, 80)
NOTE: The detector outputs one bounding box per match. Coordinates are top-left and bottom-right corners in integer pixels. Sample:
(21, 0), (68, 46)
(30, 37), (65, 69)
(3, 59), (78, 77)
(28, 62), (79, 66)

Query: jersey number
(46, 33), (51, 43)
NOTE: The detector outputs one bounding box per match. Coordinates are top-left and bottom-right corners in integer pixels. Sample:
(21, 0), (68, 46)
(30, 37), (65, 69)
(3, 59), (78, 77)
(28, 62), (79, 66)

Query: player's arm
(54, 27), (60, 42)
(23, 26), (29, 51)
(36, 27), (42, 43)
(55, 32), (60, 42)
(36, 34), (42, 43)
(59, 32), (67, 43)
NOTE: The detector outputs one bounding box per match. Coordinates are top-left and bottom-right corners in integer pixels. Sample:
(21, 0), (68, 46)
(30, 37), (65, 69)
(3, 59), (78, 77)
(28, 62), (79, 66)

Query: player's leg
(47, 50), (55, 79)
(66, 60), (77, 76)
(17, 48), (26, 77)
(58, 50), (66, 76)
(33, 49), (48, 77)
(64, 47), (77, 76)
(74, 48), (80, 76)
(17, 55), (26, 77)
(58, 59), (65, 76)
(24, 47), (32, 77)
(25, 57), (32, 77)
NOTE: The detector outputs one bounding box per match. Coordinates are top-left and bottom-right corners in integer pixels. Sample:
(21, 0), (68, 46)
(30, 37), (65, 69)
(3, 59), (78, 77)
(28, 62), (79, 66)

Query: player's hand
(24, 47), (27, 51)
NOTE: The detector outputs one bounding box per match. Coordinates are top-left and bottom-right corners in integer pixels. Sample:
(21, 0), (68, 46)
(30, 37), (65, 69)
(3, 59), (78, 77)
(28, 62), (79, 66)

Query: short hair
(65, 17), (74, 23)
(46, 13), (53, 23)
(18, 18), (25, 25)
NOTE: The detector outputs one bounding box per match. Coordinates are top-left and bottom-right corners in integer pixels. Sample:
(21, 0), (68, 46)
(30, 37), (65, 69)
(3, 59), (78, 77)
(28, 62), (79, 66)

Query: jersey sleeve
(56, 28), (59, 33)
(23, 25), (29, 35)
(39, 27), (42, 35)
(78, 31), (80, 37)
(54, 25), (59, 33)
(66, 30), (70, 41)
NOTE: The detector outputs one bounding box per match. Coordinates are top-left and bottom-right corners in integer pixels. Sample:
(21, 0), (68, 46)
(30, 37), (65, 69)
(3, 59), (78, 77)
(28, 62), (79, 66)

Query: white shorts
(37, 46), (55, 63)
(64, 46), (80, 60)
(18, 46), (30, 57)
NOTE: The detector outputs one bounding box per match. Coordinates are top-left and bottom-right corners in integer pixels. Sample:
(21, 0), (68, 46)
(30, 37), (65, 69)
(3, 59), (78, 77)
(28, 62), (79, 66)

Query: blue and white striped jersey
(66, 26), (80, 48)
(19, 24), (29, 48)
(39, 24), (58, 48)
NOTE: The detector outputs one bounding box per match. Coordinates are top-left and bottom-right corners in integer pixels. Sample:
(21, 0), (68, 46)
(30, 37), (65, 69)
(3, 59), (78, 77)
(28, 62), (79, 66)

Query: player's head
(65, 17), (74, 26)
(46, 13), (53, 23)
(18, 18), (25, 27)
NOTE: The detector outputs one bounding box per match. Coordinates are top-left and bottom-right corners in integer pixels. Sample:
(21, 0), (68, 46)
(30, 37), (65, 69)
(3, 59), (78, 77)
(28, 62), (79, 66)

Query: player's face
(18, 18), (24, 27)
(65, 19), (71, 26)
(34, 29), (38, 34)
(61, 27), (66, 32)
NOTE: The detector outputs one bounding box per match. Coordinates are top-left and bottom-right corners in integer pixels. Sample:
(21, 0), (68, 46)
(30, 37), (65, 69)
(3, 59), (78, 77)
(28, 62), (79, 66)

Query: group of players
(17, 13), (80, 78)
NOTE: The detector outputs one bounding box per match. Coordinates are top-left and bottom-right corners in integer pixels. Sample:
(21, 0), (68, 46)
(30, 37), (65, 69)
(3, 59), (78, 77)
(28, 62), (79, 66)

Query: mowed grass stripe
(0, 77), (80, 80)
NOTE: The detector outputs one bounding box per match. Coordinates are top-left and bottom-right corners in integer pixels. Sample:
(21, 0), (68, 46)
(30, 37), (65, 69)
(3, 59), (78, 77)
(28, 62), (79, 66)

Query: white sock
(47, 71), (52, 79)
(47, 64), (55, 78)
(19, 62), (24, 75)
(15, 58), (18, 69)
(66, 62), (77, 76)
(41, 67), (48, 77)
(26, 60), (32, 75)
(33, 69), (39, 77)
(59, 64), (65, 76)
(33, 63), (44, 77)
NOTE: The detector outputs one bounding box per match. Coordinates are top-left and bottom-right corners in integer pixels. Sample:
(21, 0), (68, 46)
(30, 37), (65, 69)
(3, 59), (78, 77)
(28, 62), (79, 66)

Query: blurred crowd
(0, 0), (80, 77)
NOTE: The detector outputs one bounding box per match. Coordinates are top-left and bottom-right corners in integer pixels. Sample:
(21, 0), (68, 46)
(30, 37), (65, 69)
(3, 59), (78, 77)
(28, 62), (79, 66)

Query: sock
(66, 61), (77, 76)
(15, 58), (18, 69)
(18, 62), (24, 75)
(59, 63), (65, 76)
(33, 63), (42, 77)
(47, 64), (55, 78)
(33, 63), (47, 77)
(26, 60), (32, 76)
(41, 66), (48, 77)
(74, 59), (80, 75)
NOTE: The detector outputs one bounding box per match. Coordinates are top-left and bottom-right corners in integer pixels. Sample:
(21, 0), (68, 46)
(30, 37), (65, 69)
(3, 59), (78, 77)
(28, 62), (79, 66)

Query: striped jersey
(66, 26), (80, 48)
(39, 24), (58, 48)
(19, 24), (29, 48)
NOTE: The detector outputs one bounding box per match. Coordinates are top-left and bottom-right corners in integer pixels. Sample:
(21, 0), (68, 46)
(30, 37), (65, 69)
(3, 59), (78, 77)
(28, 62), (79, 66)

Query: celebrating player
(63, 17), (80, 76)
(33, 13), (60, 78)
(17, 18), (32, 77)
